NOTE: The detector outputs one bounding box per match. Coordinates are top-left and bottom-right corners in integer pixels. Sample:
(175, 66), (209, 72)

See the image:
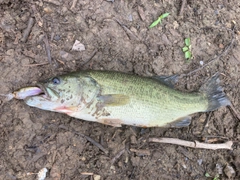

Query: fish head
(24, 73), (100, 114)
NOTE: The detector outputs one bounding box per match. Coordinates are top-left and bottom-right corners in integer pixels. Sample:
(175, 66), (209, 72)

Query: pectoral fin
(98, 94), (130, 106)
(167, 116), (192, 128)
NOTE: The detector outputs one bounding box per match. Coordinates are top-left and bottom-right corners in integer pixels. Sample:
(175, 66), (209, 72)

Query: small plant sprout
(205, 173), (211, 177)
(149, 13), (170, 28)
(205, 172), (220, 180)
(182, 37), (192, 60)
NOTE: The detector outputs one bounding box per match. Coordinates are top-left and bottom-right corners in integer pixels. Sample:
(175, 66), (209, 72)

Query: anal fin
(167, 116), (192, 128)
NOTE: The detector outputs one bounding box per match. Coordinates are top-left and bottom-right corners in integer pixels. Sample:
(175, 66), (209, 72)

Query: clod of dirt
(0, 12), (16, 32)
(216, 163), (223, 175)
(60, 50), (74, 61)
(223, 165), (236, 179)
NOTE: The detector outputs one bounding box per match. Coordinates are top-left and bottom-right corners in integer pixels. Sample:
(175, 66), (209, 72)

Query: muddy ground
(0, 0), (240, 179)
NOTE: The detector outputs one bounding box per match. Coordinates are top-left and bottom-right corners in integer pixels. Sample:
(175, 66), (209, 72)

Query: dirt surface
(0, 0), (240, 179)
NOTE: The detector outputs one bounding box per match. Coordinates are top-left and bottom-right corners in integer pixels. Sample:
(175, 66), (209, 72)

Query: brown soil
(0, 0), (239, 179)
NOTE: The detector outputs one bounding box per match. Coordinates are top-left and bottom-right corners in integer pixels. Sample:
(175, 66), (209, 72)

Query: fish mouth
(36, 83), (59, 101)
(35, 83), (49, 99)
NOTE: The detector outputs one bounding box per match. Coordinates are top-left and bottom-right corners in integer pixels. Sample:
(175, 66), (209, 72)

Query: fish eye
(52, 77), (61, 85)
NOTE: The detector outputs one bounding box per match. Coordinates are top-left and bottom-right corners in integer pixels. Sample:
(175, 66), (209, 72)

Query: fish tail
(199, 73), (231, 111)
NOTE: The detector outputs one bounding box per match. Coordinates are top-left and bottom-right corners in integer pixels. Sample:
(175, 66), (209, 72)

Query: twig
(31, 4), (56, 67)
(31, 4), (43, 27)
(81, 172), (94, 176)
(130, 148), (151, 156)
(43, 35), (52, 64)
(70, 0), (78, 11)
(111, 148), (125, 164)
(22, 62), (49, 67)
(43, 0), (61, 6)
(21, 17), (35, 43)
(82, 134), (109, 154)
(59, 126), (109, 154)
(201, 112), (212, 134)
(138, 6), (146, 21)
(179, 0), (187, 16)
(114, 18), (140, 41)
(149, 137), (233, 150)
(181, 25), (235, 77)
(81, 49), (98, 66)
(228, 104), (240, 121)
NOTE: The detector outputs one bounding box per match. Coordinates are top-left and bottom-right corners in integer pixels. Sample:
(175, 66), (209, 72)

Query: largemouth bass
(15, 70), (231, 127)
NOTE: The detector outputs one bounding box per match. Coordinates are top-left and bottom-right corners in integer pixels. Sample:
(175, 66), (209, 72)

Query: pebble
(197, 159), (203, 165)
(93, 174), (101, 180)
(37, 168), (48, 180)
(72, 40), (85, 51)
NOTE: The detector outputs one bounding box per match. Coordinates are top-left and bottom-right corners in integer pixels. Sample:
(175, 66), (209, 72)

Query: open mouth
(36, 84), (49, 99)
(36, 83), (59, 100)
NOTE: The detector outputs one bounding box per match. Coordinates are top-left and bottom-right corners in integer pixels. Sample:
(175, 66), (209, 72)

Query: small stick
(81, 172), (94, 176)
(114, 18), (140, 41)
(201, 111), (212, 134)
(81, 49), (98, 66)
(22, 62), (49, 67)
(43, 35), (52, 64)
(82, 134), (109, 154)
(149, 137), (233, 150)
(70, 0), (78, 11)
(31, 4), (43, 27)
(111, 149), (125, 164)
(130, 148), (151, 156)
(228, 104), (240, 121)
(179, 0), (187, 16)
(59, 126), (109, 154)
(43, 0), (61, 6)
(138, 6), (146, 21)
(21, 17), (35, 43)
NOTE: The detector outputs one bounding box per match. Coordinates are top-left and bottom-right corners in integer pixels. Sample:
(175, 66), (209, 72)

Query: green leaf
(185, 38), (191, 46)
(213, 174), (220, 180)
(149, 18), (162, 28)
(182, 46), (188, 52)
(149, 12), (170, 28)
(205, 173), (211, 177)
(185, 51), (192, 59)
(160, 13), (170, 19)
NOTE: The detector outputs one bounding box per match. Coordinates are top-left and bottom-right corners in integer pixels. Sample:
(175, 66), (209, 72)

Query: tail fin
(199, 73), (231, 112)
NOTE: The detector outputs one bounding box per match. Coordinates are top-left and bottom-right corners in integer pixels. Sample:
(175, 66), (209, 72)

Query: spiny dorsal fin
(98, 94), (130, 106)
(152, 74), (179, 88)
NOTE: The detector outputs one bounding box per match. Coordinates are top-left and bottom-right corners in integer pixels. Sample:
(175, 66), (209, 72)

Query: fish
(1, 87), (43, 101)
(13, 70), (231, 127)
